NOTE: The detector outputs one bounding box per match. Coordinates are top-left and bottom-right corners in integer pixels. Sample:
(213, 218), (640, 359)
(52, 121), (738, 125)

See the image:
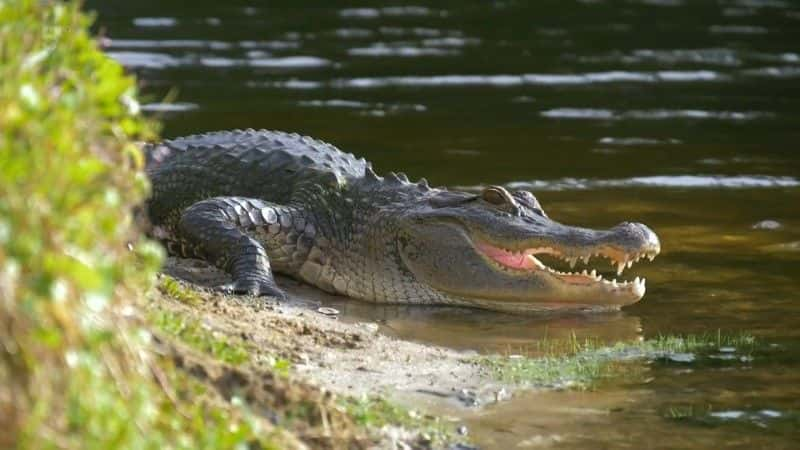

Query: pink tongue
(476, 243), (538, 270)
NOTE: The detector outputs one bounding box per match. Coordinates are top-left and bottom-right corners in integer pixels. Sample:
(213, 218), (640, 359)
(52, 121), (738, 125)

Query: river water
(88, 0), (800, 447)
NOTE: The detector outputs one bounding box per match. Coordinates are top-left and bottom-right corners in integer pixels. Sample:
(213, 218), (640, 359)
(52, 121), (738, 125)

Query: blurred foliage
(0, 1), (294, 448)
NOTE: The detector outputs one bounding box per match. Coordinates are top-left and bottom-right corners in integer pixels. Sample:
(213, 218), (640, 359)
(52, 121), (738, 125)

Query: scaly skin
(145, 129), (660, 312)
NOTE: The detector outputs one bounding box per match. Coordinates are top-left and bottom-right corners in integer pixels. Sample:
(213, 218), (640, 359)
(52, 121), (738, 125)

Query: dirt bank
(153, 257), (517, 447)
(162, 257), (511, 406)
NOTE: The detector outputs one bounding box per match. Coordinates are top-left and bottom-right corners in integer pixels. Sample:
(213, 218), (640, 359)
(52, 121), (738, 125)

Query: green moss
(662, 403), (799, 432)
(342, 396), (456, 445)
(272, 357), (293, 378)
(479, 348), (634, 389)
(158, 275), (202, 305)
(632, 331), (756, 354)
(151, 310), (250, 366)
(665, 404), (713, 422)
(150, 283), (295, 375)
(480, 332), (757, 389)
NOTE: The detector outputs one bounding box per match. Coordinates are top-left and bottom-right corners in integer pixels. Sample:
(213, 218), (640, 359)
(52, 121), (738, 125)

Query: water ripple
(133, 17), (177, 27)
(199, 56), (329, 68)
(501, 175), (800, 191)
(541, 108), (769, 121)
(106, 51), (180, 68)
(106, 39), (301, 51)
(743, 66), (800, 78)
(710, 25), (769, 34)
(379, 27), (453, 37)
(329, 71), (723, 88)
(333, 28), (374, 39)
(577, 48), (743, 67)
(348, 44), (458, 57)
(108, 51), (329, 69)
(422, 37), (480, 47)
(340, 6), (443, 19)
(297, 99), (426, 115)
(598, 137), (682, 146)
(105, 39), (234, 50)
(141, 102), (198, 112)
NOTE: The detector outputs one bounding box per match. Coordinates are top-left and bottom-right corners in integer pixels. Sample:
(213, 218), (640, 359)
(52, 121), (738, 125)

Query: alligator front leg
(177, 196), (304, 300)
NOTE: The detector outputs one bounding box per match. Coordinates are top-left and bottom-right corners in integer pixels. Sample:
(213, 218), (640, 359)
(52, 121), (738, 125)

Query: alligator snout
(607, 222), (661, 256)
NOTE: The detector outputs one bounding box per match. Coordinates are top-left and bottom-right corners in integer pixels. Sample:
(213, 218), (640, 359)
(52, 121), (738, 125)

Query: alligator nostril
(631, 222), (660, 250)
(611, 222), (637, 232)
(608, 222), (661, 252)
(642, 224), (661, 250)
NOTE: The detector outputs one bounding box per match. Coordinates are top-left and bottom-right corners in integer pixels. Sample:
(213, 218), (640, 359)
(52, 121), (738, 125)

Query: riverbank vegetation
(478, 332), (757, 389)
(0, 2), (451, 448)
(0, 1), (298, 447)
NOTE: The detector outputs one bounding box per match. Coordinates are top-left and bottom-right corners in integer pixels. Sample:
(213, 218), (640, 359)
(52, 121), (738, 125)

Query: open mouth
(474, 238), (660, 298)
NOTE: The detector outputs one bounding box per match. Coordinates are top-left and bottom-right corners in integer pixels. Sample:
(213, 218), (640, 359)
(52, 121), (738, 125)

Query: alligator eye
(481, 186), (514, 207)
(428, 191), (478, 208)
(481, 188), (505, 205)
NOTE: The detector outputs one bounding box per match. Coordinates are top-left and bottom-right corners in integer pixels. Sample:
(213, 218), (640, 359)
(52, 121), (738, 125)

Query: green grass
(665, 404), (713, 421)
(663, 404), (799, 432)
(149, 306), (294, 374)
(342, 396), (456, 446)
(632, 331), (756, 354)
(158, 275), (202, 305)
(479, 332), (757, 389)
(150, 281), (296, 375)
(479, 348), (633, 389)
(151, 310), (251, 366)
(272, 357), (292, 378)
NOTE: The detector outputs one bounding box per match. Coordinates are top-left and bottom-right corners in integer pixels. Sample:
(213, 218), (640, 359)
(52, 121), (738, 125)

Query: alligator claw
(217, 279), (287, 301)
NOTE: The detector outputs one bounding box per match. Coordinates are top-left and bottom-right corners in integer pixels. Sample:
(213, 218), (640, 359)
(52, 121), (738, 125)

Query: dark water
(88, 1), (800, 447)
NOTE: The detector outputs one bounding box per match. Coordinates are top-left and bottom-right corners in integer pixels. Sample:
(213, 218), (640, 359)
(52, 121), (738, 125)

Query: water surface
(88, 1), (800, 447)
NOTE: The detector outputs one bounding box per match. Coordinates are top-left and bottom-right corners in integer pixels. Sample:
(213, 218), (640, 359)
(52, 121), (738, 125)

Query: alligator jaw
(473, 239), (660, 301)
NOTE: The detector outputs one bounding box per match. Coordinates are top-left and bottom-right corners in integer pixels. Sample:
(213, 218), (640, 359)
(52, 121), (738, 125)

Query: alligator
(144, 129), (660, 313)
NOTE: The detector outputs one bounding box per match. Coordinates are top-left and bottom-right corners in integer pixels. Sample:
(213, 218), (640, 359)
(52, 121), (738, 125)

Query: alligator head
(396, 185), (660, 312)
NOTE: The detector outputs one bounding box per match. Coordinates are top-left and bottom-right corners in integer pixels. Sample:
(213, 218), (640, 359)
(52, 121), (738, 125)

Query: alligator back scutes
(146, 129), (368, 182)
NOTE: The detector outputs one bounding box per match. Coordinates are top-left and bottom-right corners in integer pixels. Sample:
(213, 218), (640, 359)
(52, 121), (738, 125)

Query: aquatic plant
(479, 331), (757, 389)
(342, 395), (458, 447)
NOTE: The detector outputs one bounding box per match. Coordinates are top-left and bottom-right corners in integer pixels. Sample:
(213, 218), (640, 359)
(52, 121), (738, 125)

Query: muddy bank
(162, 257), (511, 408)
(153, 256), (530, 450)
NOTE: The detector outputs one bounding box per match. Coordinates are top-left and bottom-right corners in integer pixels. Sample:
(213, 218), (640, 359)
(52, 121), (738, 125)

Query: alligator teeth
(568, 257), (577, 268)
(479, 241), (657, 295)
